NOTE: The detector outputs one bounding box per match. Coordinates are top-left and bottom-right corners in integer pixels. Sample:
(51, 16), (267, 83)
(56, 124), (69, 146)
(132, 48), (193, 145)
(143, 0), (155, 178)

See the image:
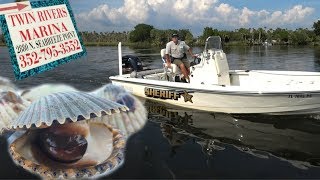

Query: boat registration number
(288, 94), (312, 98)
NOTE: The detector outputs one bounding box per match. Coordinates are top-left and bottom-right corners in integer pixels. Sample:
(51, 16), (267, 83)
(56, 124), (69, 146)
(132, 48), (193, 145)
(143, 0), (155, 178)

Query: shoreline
(0, 42), (318, 48)
(83, 42), (320, 48)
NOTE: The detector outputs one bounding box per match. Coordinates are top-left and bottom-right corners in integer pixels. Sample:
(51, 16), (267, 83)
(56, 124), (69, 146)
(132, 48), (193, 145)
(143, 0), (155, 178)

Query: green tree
(313, 20), (320, 36)
(289, 28), (311, 45)
(200, 27), (220, 44)
(273, 28), (289, 43)
(129, 24), (154, 42)
(238, 28), (250, 42)
(178, 29), (193, 45)
(150, 29), (166, 46)
(202, 27), (214, 38)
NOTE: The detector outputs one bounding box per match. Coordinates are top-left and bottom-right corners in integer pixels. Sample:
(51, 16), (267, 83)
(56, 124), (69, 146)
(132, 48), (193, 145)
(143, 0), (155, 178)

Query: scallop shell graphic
(0, 91), (30, 133)
(21, 84), (78, 102)
(91, 84), (147, 136)
(9, 91), (128, 179)
(91, 84), (127, 101)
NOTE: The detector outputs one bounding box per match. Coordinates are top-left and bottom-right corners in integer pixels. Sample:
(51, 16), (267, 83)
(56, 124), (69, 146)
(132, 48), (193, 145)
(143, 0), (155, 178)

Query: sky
(0, 0), (319, 35)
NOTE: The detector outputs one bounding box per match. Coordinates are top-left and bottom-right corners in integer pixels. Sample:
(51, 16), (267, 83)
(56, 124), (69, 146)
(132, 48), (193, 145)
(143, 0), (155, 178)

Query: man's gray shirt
(165, 40), (190, 59)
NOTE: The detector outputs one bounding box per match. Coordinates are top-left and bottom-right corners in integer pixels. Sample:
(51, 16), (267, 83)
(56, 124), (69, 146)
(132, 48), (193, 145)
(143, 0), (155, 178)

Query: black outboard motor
(122, 55), (143, 73)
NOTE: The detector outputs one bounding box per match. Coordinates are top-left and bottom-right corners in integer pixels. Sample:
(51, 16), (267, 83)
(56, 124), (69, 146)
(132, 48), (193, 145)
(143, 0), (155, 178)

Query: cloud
(215, 3), (236, 16)
(120, 0), (150, 23)
(263, 5), (314, 26)
(75, 0), (315, 34)
(239, 7), (255, 26)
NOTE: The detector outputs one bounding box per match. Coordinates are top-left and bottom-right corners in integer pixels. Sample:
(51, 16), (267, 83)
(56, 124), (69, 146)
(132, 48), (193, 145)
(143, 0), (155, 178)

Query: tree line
(1, 21), (319, 47)
(75, 21), (320, 47)
(126, 21), (320, 46)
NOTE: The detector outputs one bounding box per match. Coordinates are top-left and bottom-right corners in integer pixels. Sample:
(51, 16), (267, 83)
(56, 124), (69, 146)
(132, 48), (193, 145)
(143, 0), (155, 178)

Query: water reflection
(313, 47), (320, 64)
(146, 100), (320, 170)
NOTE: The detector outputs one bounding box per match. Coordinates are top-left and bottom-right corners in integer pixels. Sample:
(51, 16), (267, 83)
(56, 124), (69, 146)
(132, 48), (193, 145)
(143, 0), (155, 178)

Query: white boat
(110, 36), (320, 115)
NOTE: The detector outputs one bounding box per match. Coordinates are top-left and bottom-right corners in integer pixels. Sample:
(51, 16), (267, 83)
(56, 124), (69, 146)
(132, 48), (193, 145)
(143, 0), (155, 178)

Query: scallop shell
(11, 91), (129, 129)
(21, 84), (78, 102)
(9, 124), (126, 179)
(0, 91), (30, 132)
(91, 84), (127, 101)
(91, 84), (147, 136)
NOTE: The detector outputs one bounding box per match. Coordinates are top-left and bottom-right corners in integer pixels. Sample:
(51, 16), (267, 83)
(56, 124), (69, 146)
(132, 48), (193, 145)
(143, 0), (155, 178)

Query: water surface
(0, 45), (320, 178)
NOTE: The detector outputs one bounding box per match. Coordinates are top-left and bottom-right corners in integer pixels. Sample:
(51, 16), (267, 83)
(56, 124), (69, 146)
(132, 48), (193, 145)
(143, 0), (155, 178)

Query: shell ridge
(67, 92), (94, 120)
(55, 92), (77, 122)
(46, 94), (59, 127)
(32, 96), (42, 127)
(20, 102), (35, 128)
(135, 108), (148, 126)
(42, 95), (50, 126)
(58, 92), (81, 121)
(128, 96), (147, 126)
(73, 92), (104, 118)
(126, 112), (140, 131)
(125, 112), (136, 134)
(121, 112), (132, 133)
(115, 113), (128, 135)
(23, 102), (37, 128)
(80, 93), (121, 116)
(49, 93), (66, 124)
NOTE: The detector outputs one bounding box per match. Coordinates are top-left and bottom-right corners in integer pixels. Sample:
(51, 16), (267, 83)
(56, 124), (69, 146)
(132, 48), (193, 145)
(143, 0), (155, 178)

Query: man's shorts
(172, 58), (190, 69)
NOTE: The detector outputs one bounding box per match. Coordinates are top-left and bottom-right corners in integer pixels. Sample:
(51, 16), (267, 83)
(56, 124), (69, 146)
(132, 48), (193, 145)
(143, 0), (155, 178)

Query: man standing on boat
(165, 33), (196, 83)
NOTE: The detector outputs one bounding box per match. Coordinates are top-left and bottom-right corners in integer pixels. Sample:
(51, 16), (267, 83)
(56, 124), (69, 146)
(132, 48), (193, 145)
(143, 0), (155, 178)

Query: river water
(1, 45), (320, 178)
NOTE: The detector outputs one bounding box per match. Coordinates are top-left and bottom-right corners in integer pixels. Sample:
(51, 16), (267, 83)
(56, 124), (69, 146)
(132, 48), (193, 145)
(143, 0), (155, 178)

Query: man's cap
(172, 33), (179, 38)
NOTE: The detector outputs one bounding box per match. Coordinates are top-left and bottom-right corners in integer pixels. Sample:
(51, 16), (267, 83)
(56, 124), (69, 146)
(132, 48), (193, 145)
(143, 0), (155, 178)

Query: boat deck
(125, 69), (320, 92)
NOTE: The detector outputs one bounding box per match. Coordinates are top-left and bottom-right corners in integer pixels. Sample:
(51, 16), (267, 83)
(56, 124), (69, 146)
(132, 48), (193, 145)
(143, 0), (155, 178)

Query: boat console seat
(160, 49), (181, 81)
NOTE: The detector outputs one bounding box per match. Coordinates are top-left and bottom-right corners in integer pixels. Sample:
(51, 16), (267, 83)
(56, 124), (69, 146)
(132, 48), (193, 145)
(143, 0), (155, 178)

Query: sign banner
(0, 0), (86, 80)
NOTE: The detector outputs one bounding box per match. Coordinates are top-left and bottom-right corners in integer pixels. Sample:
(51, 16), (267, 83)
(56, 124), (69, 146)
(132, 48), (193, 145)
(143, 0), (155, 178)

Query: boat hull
(110, 77), (320, 115)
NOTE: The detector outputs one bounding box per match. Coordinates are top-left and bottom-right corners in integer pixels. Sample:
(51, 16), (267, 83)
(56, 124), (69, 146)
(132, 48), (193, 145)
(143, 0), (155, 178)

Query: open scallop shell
(11, 91), (129, 129)
(21, 84), (78, 102)
(0, 91), (30, 132)
(9, 124), (126, 179)
(8, 91), (129, 179)
(91, 84), (147, 136)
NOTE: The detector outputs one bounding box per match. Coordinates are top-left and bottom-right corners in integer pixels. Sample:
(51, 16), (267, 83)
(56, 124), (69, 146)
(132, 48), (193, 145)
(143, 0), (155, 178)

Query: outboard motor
(122, 55), (143, 73)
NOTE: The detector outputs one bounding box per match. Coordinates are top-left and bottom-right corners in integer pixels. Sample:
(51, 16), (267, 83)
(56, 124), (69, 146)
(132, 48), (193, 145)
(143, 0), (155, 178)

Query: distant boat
(110, 36), (320, 115)
(262, 40), (273, 46)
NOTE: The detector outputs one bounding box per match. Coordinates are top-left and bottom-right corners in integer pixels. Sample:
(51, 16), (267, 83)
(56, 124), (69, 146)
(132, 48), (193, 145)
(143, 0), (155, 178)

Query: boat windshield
(205, 36), (222, 51)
